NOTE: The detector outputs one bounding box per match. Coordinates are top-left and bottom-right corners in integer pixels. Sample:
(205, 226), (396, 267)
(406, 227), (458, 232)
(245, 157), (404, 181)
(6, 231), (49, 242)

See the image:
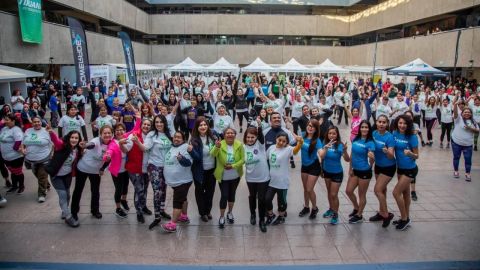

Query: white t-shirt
(376, 104), (392, 120)
(0, 126), (23, 161)
(451, 115), (476, 146)
(144, 131), (172, 167)
(390, 100), (409, 120)
(164, 143), (193, 187)
(22, 128), (52, 161)
(469, 104), (480, 123)
(424, 105), (438, 120)
(201, 136), (215, 170)
(334, 91), (344, 106)
(57, 149), (77, 176)
(440, 104), (453, 123)
(71, 94), (86, 107)
(244, 141), (269, 183)
(77, 137), (108, 174)
(11, 96), (25, 111)
(213, 114), (234, 135)
(58, 115), (85, 136)
(222, 145), (239, 181)
(291, 101), (305, 118)
(267, 145), (294, 189)
(95, 115), (116, 130)
(116, 89), (128, 105)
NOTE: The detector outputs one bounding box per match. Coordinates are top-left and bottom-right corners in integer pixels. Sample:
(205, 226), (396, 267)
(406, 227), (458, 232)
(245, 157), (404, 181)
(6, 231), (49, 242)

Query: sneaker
(120, 200), (130, 211)
(322, 209), (334, 218)
(369, 212), (383, 222)
(4, 179), (11, 188)
(395, 218), (411, 231)
(392, 219), (401, 225)
(226, 212), (234, 224)
(439, 142), (443, 149)
(348, 215), (363, 224)
(298, 207), (310, 217)
(259, 220), (267, 233)
(115, 208), (128, 219)
(207, 214), (212, 220)
(0, 197), (7, 207)
(411, 191), (418, 201)
(6, 187), (17, 193)
(137, 213), (145, 223)
(250, 213), (256, 225)
(266, 214), (276, 225)
(428, 142), (433, 147)
(38, 196), (46, 203)
(382, 213), (394, 228)
(72, 213), (79, 221)
(453, 171), (460, 179)
(348, 209), (358, 218)
(465, 174), (472, 182)
(178, 213), (190, 224)
(160, 211), (171, 219)
(142, 207), (152, 215)
(218, 216), (225, 229)
(200, 215), (209, 222)
(421, 141), (426, 147)
(61, 213), (67, 220)
(17, 186), (25, 194)
(309, 208), (319, 219)
(149, 218), (161, 230)
(65, 216), (80, 228)
(272, 216), (285, 225)
(446, 143), (450, 148)
(475, 145), (478, 151)
(161, 221), (177, 233)
(330, 213), (339, 225)
(91, 212), (103, 219)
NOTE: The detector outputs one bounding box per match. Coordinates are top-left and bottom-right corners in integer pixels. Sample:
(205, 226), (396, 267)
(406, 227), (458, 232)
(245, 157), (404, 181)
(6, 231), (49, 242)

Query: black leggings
(292, 117), (300, 135)
(236, 111), (249, 128)
(194, 168), (216, 216)
(218, 178), (240, 209)
(0, 154), (10, 179)
(440, 122), (453, 143)
(336, 106), (348, 125)
(112, 171), (129, 204)
(247, 181), (268, 222)
(265, 186), (288, 212)
(4, 157), (24, 188)
(425, 118), (437, 141)
(71, 169), (101, 215)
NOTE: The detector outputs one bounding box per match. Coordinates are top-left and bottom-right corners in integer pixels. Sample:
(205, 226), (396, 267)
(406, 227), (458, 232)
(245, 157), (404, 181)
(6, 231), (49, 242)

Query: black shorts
(172, 182), (192, 209)
(301, 160), (322, 176)
(323, 171), (343, 183)
(353, 169), (373, 180)
(397, 166), (418, 179)
(374, 164), (396, 178)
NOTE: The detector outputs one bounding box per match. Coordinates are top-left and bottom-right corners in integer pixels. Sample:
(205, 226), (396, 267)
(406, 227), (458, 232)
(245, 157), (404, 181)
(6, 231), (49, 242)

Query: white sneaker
(0, 197), (7, 207)
(38, 196), (46, 203)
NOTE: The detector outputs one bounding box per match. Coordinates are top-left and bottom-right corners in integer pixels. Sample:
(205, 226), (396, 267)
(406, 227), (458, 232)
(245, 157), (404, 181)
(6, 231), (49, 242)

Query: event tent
(387, 58), (449, 77)
(168, 57), (204, 72)
(204, 57), (239, 72)
(241, 57), (274, 72)
(311, 59), (349, 73)
(0, 65), (44, 102)
(277, 58), (311, 73)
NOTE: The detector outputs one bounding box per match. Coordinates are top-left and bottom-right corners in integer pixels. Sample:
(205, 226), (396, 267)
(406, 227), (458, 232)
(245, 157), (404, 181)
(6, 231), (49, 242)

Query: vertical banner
(17, 0), (43, 43)
(118, 31), (137, 85)
(67, 17), (90, 88)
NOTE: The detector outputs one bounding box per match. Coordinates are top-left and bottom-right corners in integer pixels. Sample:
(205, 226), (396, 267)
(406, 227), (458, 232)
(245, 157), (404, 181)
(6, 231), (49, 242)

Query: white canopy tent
(241, 57), (274, 72)
(0, 65), (44, 103)
(204, 57), (239, 72)
(387, 58), (449, 77)
(168, 57), (204, 72)
(276, 58), (311, 73)
(311, 59), (349, 74)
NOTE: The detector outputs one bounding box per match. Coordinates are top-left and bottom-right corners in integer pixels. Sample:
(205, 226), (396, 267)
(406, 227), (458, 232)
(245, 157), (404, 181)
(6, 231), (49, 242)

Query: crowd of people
(0, 73), (478, 233)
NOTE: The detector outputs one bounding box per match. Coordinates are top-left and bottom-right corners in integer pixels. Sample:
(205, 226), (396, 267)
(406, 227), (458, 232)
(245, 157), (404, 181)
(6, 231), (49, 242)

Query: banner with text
(118, 31), (137, 86)
(18, 0), (43, 43)
(67, 17), (90, 88)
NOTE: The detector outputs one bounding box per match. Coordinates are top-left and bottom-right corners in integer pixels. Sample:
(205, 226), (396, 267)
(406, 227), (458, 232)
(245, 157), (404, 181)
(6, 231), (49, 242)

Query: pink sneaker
(161, 221), (177, 233)
(178, 213), (190, 224)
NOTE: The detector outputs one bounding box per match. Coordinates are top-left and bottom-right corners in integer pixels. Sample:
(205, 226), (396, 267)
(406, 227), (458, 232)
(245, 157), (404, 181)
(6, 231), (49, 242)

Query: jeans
(129, 173), (149, 214)
(194, 168), (216, 216)
(452, 140), (472, 173)
(51, 174), (73, 218)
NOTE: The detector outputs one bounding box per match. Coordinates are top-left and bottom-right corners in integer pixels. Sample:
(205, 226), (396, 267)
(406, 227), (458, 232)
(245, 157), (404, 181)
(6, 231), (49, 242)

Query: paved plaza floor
(0, 123), (479, 268)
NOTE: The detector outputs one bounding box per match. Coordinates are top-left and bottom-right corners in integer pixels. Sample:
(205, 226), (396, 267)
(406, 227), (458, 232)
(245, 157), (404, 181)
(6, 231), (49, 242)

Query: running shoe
(309, 208), (319, 219)
(272, 216), (285, 225)
(439, 142), (443, 148)
(266, 214), (276, 225)
(250, 213), (256, 225)
(453, 171), (459, 179)
(160, 211), (171, 219)
(446, 143), (450, 148)
(161, 221), (177, 233)
(120, 200), (130, 211)
(142, 207), (152, 215)
(115, 208), (128, 219)
(178, 213), (190, 224)
(38, 196), (46, 203)
(349, 215), (363, 224)
(0, 197), (6, 207)
(322, 209), (334, 218)
(298, 207), (310, 217)
(465, 174), (472, 182)
(411, 191), (418, 201)
(149, 218), (161, 230)
(72, 213), (79, 221)
(226, 212), (235, 224)
(395, 218), (411, 231)
(65, 216), (79, 228)
(381, 213), (394, 228)
(200, 215), (209, 222)
(369, 212), (383, 222)
(348, 209), (358, 218)
(330, 213), (339, 225)
(6, 187), (17, 193)
(218, 216), (225, 229)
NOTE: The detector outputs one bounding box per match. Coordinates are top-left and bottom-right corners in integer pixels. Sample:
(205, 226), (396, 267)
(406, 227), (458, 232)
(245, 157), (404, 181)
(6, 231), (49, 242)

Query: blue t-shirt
(373, 130), (396, 167)
(351, 138), (375, 171)
(49, 96), (58, 112)
(322, 143), (344, 174)
(301, 136), (323, 166)
(261, 85), (269, 96)
(393, 131), (418, 169)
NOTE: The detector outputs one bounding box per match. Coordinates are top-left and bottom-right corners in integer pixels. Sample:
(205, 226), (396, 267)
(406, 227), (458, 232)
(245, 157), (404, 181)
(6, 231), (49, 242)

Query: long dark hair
(393, 114), (414, 137)
(62, 130), (83, 155)
(353, 120), (373, 142)
(323, 125), (341, 149)
(152, 114), (173, 142)
(303, 119), (320, 155)
(191, 116), (216, 143)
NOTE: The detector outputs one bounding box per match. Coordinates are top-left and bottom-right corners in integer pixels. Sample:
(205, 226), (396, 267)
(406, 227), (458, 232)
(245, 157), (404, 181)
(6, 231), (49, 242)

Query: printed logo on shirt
(218, 119), (225, 129)
(226, 152), (234, 163)
(165, 151), (174, 166)
(246, 151), (258, 165)
(270, 152), (279, 168)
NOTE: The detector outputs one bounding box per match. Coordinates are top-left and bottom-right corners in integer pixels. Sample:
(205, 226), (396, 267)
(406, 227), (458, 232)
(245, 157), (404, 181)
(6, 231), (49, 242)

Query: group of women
(0, 74), (478, 234)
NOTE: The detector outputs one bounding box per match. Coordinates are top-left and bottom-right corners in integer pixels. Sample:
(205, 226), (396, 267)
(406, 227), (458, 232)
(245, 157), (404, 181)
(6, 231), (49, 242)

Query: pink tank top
(350, 116), (361, 141)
